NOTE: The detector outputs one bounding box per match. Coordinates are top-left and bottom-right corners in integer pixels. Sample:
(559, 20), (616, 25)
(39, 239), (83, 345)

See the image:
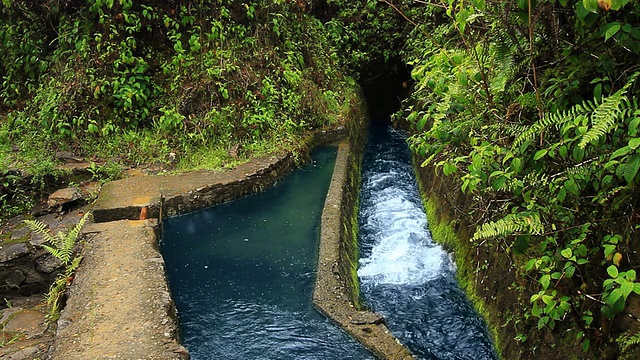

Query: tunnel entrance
(359, 59), (412, 122)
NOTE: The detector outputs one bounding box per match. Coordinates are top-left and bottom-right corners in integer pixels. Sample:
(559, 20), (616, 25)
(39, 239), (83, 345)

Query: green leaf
(540, 274), (551, 290)
(627, 269), (636, 281)
(594, 83), (602, 101)
(542, 294), (555, 305)
(604, 244), (616, 259)
(608, 265), (619, 278)
(525, 258), (537, 272)
(511, 157), (523, 174)
(557, 187), (567, 202)
(611, 145), (632, 159)
(610, 0), (630, 11)
(577, 2), (598, 24)
(629, 117), (640, 136)
(564, 179), (580, 196)
(533, 149), (548, 160)
(474, 0), (485, 9)
(603, 22), (622, 41)
(621, 280), (634, 299)
(457, 70), (468, 86)
(491, 176), (507, 190)
(443, 162), (457, 175)
(624, 154), (640, 184)
(417, 114), (428, 131)
(573, 146), (585, 162)
(561, 248), (572, 258)
(629, 138), (640, 149)
(565, 265), (576, 278)
(517, 0), (528, 11)
(538, 316), (549, 329)
(583, 0), (599, 12)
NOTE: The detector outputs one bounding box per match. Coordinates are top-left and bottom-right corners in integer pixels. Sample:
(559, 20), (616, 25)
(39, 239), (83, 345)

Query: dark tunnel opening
(359, 59), (413, 123)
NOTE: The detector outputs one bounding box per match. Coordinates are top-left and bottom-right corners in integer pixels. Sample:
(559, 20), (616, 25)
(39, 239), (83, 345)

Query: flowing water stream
(358, 123), (498, 360)
(161, 147), (373, 360)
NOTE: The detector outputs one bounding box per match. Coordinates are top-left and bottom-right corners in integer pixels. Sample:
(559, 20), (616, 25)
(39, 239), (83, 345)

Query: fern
(578, 84), (630, 149)
(23, 212), (89, 322)
(512, 102), (592, 150)
(23, 212), (90, 265)
(617, 330), (640, 359)
(473, 212), (544, 240)
(513, 74), (639, 151)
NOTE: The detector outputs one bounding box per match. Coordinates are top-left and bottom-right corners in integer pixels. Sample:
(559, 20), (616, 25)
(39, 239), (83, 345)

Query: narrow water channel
(358, 123), (498, 360)
(161, 147), (373, 360)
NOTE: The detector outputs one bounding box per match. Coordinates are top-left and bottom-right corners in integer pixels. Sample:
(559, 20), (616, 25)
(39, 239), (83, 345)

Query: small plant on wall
(23, 212), (90, 322)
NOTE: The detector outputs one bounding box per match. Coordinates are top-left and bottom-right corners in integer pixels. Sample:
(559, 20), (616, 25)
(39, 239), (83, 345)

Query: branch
(578, 291), (640, 323)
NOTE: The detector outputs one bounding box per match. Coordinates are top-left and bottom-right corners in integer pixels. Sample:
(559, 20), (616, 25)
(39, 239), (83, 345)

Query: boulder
(0, 243), (30, 262)
(5, 270), (26, 288)
(48, 187), (82, 209)
(35, 253), (63, 273)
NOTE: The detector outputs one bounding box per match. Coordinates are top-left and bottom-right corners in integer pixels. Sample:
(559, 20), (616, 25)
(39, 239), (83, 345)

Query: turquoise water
(161, 147), (373, 360)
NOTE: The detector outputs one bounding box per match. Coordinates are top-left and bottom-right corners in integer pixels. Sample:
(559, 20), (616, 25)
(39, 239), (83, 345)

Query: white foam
(358, 163), (452, 286)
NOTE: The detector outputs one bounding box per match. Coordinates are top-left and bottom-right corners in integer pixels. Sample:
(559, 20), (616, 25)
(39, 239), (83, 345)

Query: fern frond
(23, 212), (90, 266)
(66, 255), (83, 275)
(22, 219), (56, 245)
(473, 212), (544, 240)
(513, 106), (586, 150)
(578, 87), (629, 149)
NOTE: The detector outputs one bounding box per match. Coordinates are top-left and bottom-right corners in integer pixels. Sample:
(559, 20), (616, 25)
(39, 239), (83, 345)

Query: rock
(173, 345), (190, 357)
(4, 309), (46, 338)
(8, 346), (39, 360)
(55, 151), (83, 163)
(0, 243), (30, 262)
(35, 254), (63, 273)
(5, 270), (26, 288)
(48, 187), (82, 209)
(9, 226), (30, 241)
(350, 311), (385, 325)
(30, 202), (50, 217)
(0, 307), (22, 324)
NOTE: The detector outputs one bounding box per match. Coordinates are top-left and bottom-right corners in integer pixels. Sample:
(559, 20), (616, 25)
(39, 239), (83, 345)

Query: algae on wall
(336, 90), (369, 307)
(412, 160), (508, 359)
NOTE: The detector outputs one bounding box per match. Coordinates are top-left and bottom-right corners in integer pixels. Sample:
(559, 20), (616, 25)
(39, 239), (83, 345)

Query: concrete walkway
(49, 220), (185, 359)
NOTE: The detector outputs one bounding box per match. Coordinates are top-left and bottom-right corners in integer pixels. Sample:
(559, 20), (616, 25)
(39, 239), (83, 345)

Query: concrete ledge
(93, 152), (295, 223)
(49, 220), (185, 359)
(313, 141), (414, 360)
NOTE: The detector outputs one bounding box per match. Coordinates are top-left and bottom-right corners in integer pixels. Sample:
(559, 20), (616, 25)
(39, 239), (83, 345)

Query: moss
(348, 206), (361, 309)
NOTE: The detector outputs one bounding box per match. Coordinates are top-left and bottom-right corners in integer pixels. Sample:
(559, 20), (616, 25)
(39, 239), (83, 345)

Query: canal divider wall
(313, 98), (415, 359)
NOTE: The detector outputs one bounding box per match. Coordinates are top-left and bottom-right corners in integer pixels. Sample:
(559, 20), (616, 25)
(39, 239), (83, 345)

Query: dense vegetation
(4, 0), (640, 358)
(0, 0), (358, 220)
(366, 0), (640, 358)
